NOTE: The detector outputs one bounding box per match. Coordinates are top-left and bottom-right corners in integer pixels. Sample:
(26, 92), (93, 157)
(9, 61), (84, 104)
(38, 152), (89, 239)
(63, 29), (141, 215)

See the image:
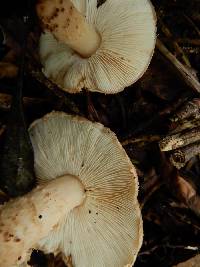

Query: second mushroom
(0, 112), (142, 267)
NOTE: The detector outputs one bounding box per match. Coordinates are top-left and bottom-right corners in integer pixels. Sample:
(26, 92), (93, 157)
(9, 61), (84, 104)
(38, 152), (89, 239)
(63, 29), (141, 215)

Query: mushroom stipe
(0, 111), (143, 267)
(38, 0), (156, 94)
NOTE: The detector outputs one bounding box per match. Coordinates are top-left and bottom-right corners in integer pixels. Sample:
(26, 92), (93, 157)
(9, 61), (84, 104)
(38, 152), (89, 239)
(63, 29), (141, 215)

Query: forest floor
(0, 0), (200, 266)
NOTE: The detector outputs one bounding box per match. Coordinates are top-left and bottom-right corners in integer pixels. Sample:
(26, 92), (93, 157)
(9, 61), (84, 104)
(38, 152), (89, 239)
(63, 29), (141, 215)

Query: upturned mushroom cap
(39, 0), (156, 94)
(28, 112), (143, 267)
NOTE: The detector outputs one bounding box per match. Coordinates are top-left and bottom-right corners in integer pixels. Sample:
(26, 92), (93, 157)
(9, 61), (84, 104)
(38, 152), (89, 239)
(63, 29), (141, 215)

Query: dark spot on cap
(117, 207), (119, 210)
(38, 215), (42, 219)
(96, 212), (98, 215)
(14, 237), (21, 242)
(89, 210), (91, 214)
(61, 7), (64, 12)
(18, 256), (22, 261)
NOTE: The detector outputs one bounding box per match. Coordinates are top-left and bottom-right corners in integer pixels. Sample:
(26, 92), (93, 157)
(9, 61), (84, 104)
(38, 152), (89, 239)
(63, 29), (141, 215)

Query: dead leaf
(0, 62), (18, 78)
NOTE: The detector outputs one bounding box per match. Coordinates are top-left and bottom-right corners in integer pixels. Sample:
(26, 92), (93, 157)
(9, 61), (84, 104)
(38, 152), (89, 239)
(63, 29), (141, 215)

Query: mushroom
(0, 112), (142, 267)
(37, 0), (156, 93)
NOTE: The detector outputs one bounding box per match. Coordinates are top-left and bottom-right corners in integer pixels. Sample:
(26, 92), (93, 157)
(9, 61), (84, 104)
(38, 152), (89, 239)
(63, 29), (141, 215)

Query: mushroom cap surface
(39, 0), (156, 94)
(29, 112), (143, 267)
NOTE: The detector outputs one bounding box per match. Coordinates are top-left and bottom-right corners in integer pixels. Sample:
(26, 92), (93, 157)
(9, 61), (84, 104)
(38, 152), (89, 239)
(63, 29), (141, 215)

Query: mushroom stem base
(0, 174), (85, 267)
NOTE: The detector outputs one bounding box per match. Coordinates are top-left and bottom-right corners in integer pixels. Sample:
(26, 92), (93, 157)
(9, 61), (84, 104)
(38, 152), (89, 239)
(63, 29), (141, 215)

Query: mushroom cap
(39, 0), (156, 94)
(29, 112), (143, 267)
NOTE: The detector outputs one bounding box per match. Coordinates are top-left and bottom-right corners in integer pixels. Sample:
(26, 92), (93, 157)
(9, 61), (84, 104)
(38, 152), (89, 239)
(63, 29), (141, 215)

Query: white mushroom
(0, 175), (85, 267)
(0, 112), (143, 267)
(37, 0), (156, 93)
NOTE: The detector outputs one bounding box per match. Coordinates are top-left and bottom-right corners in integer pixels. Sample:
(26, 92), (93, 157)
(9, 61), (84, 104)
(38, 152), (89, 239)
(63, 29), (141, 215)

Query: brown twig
(167, 98), (200, 134)
(183, 14), (200, 37)
(170, 118), (200, 134)
(156, 39), (200, 94)
(0, 92), (48, 110)
(121, 135), (161, 146)
(159, 18), (191, 67)
(159, 126), (200, 151)
(170, 141), (200, 169)
(170, 98), (200, 123)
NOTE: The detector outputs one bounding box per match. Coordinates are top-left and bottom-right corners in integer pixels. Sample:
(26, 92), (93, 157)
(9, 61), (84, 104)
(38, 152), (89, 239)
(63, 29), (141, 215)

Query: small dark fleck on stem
(14, 238), (21, 242)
